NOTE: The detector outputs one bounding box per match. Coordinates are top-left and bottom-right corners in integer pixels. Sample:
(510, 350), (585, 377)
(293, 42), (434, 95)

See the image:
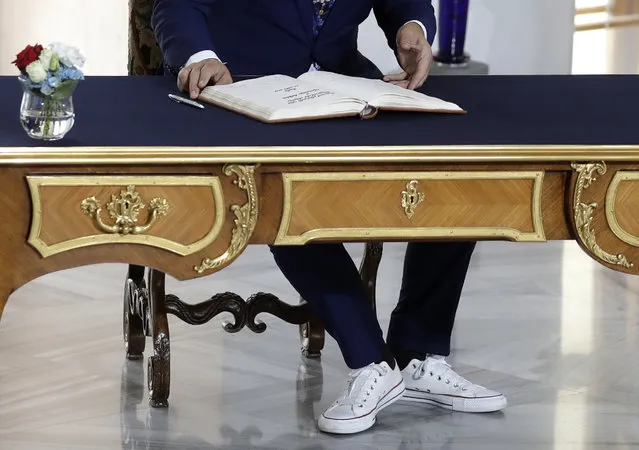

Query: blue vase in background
(434, 0), (470, 65)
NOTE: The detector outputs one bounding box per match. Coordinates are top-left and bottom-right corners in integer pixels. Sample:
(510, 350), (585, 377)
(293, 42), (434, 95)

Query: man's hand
(383, 22), (433, 90)
(177, 58), (233, 99)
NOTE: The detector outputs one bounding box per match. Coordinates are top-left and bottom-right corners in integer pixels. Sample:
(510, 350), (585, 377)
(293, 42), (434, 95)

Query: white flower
(49, 42), (85, 68)
(38, 48), (54, 70)
(26, 60), (47, 83)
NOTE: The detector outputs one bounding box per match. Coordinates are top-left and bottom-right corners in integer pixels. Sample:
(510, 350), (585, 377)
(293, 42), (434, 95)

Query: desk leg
(359, 242), (383, 313)
(123, 264), (148, 360)
(122, 265), (250, 407)
(147, 269), (170, 408)
(122, 265), (170, 407)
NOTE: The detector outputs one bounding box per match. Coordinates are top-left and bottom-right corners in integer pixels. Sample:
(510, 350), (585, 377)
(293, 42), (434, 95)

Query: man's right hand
(177, 58), (233, 99)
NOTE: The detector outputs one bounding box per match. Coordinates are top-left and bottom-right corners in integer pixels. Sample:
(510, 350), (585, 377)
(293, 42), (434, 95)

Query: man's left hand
(384, 22), (433, 90)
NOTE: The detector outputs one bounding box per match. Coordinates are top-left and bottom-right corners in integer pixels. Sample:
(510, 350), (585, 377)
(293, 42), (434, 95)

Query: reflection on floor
(1, 241), (639, 449)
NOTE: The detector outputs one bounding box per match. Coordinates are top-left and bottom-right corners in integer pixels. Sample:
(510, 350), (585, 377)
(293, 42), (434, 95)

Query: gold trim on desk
(2, 145), (639, 165)
(401, 180), (425, 219)
(275, 171), (546, 245)
(27, 175), (225, 258)
(80, 185), (170, 236)
(606, 171), (639, 247)
(571, 162), (632, 268)
(194, 164), (259, 274)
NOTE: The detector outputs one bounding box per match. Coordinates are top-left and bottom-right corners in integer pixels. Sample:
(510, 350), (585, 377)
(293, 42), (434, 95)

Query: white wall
(358, 0), (576, 75)
(0, 0), (128, 76)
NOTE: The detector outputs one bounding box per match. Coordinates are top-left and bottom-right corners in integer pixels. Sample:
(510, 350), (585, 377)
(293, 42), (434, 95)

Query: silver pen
(168, 93), (205, 109)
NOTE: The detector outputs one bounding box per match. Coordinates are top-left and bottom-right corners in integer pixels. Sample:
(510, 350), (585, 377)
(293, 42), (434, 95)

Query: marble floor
(1, 241), (639, 449)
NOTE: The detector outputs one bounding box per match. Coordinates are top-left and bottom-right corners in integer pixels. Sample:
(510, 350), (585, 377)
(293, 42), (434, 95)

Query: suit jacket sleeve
(152, 0), (217, 74)
(373, 0), (436, 50)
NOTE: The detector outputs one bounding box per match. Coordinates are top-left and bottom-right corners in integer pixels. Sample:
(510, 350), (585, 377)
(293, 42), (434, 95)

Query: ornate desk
(1, 74), (638, 407)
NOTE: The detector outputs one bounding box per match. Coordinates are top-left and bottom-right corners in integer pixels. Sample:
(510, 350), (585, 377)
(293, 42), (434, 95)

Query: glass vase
(434, 0), (470, 66)
(18, 76), (76, 141)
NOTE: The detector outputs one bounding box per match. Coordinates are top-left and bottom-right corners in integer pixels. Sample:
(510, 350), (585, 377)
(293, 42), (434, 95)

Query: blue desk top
(1, 74), (637, 148)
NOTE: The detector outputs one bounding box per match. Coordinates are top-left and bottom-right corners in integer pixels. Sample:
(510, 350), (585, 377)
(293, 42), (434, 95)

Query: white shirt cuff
(185, 50), (221, 68)
(404, 20), (428, 39)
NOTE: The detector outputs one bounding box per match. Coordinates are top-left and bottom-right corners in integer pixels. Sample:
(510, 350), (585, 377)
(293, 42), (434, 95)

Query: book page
(298, 71), (464, 112)
(199, 74), (366, 121)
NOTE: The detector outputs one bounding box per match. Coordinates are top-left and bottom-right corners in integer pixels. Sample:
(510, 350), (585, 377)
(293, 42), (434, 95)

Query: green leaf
(51, 80), (78, 99)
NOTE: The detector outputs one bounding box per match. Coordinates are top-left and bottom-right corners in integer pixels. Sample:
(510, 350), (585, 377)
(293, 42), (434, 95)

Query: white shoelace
(413, 358), (471, 392)
(337, 363), (388, 407)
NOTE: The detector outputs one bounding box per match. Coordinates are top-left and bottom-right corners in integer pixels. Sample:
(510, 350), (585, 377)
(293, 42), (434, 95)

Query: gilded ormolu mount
(401, 180), (425, 219)
(81, 185), (169, 235)
(194, 164), (259, 273)
(571, 162), (632, 269)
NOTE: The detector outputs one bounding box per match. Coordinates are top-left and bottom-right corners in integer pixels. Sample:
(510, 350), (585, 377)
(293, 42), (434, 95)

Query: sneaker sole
(318, 381), (405, 434)
(402, 389), (507, 412)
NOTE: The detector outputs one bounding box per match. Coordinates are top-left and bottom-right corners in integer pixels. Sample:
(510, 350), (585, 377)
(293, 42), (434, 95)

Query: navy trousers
(270, 241), (476, 369)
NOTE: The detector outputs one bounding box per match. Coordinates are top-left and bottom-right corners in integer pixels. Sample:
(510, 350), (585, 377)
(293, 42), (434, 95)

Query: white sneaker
(401, 357), (507, 413)
(318, 361), (405, 434)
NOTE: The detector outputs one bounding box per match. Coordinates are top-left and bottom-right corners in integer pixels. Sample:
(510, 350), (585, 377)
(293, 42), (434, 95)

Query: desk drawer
(275, 171), (545, 244)
(27, 175), (224, 257)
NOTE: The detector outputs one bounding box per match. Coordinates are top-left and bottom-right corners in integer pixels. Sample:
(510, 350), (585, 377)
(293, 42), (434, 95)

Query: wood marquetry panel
(275, 171), (545, 244)
(27, 175), (225, 257)
(606, 171), (639, 247)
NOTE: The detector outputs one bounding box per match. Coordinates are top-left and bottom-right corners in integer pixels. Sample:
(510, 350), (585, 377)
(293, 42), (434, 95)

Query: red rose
(12, 44), (43, 73)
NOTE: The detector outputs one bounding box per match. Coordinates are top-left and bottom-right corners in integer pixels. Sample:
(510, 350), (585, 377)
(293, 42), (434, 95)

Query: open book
(198, 71), (465, 123)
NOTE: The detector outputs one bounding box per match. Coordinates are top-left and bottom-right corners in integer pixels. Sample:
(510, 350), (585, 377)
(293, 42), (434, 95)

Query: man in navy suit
(153, 0), (506, 434)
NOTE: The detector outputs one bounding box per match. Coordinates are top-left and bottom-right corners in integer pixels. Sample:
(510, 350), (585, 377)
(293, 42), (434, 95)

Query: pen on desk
(168, 94), (205, 109)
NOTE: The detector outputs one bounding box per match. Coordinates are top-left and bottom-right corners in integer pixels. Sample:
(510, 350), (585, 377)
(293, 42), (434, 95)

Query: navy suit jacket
(152, 0), (436, 79)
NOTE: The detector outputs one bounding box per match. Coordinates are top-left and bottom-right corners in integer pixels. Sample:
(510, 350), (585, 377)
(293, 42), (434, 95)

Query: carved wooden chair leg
(123, 264), (148, 360)
(147, 268), (170, 408)
(359, 242), (383, 312)
(299, 304), (325, 358)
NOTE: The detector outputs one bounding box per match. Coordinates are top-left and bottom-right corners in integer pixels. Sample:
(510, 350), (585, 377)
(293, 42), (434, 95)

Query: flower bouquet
(13, 43), (85, 140)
